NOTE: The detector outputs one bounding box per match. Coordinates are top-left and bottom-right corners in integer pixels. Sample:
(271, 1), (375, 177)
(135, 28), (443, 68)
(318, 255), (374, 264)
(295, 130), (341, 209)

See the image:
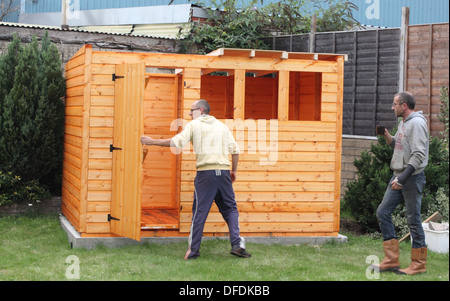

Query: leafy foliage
(0, 171), (50, 206)
(180, 0), (359, 54)
(438, 86), (449, 148)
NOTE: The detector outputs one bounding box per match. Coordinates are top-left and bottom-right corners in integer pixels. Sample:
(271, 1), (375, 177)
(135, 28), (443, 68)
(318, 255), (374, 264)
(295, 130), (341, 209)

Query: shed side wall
(62, 44), (90, 231)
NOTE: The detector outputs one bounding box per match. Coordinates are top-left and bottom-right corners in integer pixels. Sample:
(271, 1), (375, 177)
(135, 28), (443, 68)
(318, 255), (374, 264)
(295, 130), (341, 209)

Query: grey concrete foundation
(59, 214), (348, 250)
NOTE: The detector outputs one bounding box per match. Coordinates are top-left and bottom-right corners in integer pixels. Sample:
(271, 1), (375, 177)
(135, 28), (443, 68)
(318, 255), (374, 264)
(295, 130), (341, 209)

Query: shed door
(110, 63), (144, 241)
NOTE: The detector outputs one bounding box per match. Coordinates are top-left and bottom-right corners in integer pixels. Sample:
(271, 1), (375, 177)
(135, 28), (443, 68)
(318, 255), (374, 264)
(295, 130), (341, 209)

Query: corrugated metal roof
(75, 23), (190, 38)
(0, 21), (178, 39)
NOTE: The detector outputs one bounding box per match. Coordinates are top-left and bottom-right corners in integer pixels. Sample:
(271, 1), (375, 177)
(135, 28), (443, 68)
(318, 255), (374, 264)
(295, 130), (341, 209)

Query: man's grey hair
(196, 99), (211, 114)
(395, 91), (416, 110)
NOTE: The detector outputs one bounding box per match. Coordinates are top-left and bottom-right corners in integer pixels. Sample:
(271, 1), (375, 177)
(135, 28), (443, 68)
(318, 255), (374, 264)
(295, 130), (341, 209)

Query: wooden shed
(62, 45), (346, 241)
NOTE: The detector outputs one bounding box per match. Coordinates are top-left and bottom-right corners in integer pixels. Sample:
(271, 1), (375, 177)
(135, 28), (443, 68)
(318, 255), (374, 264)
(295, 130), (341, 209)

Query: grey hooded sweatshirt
(389, 111), (429, 176)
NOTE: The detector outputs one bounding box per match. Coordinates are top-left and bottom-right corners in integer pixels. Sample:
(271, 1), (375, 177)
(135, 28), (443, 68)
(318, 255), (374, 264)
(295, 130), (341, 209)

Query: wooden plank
(181, 151), (335, 162)
(110, 63), (144, 241)
(181, 181), (335, 192)
(180, 222), (334, 233)
(62, 172), (81, 200)
(65, 53), (86, 73)
(91, 51), (339, 73)
(333, 56), (345, 232)
(63, 151), (82, 169)
(399, 211), (442, 243)
(181, 200), (335, 211)
(78, 45), (92, 233)
(233, 69), (246, 119)
(86, 201), (110, 213)
(181, 212), (334, 223)
(182, 171), (335, 182)
(278, 70), (289, 121)
(141, 209), (178, 229)
(182, 161), (335, 172)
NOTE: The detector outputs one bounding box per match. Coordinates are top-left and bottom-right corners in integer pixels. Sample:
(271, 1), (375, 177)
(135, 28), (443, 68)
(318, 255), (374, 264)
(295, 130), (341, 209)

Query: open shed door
(110, 63), (144, 241)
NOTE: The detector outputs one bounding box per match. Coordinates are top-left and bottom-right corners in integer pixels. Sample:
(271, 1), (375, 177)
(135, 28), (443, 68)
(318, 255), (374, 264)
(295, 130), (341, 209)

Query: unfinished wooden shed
(62, 45), (345, 241)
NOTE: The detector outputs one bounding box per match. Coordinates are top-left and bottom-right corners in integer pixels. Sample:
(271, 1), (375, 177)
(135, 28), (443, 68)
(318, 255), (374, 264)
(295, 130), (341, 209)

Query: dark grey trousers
(186, 170), (241, 259)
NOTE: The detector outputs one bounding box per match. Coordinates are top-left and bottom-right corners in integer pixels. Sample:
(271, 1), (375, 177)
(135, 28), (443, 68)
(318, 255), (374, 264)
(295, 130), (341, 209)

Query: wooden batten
(233, 70), (245, 119)
(63, 46), (346, 240)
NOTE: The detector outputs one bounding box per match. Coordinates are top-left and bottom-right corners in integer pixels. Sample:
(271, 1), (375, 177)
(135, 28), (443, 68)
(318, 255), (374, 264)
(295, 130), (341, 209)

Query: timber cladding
(62, 45), (345, 240)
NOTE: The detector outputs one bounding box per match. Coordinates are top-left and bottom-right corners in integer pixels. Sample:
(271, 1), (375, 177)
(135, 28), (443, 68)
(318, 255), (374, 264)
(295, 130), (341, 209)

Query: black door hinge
(112, 74), (125, 81)
(108, 214), (120, 222)
(110, 144), (122, 152)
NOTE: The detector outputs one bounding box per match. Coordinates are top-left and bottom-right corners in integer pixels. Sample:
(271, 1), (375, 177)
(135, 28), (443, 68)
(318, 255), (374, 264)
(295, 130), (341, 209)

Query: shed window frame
(199, 68), (323, 122)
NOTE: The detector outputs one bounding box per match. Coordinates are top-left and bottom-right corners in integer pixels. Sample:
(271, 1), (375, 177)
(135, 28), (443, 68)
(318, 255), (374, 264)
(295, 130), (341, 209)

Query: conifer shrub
(342, 134), (449, 234)
(0, 31), (65, 202)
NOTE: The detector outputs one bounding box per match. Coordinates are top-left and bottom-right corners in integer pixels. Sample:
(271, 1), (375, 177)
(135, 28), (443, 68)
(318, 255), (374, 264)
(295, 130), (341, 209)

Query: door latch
(110, 144), (122, 152)
(112, 74), (125, 81)
(108, 214), (120, 222)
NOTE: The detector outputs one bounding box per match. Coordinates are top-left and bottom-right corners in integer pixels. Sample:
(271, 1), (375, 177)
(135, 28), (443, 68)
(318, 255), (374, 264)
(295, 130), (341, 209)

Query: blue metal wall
(351, 0), (449, 27)
(3, 0), (449, 27)
(21, 0), (188, 13)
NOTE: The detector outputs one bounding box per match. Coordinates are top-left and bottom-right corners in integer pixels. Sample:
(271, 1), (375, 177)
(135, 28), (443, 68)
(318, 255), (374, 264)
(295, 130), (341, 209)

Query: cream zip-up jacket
(171, 115), (240, 171)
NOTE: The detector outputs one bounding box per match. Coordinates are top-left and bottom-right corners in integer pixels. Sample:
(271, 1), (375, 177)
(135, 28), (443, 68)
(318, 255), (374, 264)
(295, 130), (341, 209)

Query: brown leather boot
(373, 238), (400, 272)
(398, 247), (427, 275)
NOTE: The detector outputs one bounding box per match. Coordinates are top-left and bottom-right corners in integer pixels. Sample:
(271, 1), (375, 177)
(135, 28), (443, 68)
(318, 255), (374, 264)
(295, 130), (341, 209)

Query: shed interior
(140, 68), (324, 230)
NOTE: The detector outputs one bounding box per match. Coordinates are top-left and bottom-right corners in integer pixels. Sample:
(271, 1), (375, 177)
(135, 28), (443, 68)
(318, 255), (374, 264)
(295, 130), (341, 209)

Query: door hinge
(110, 144), (122, 152)
(112, 74), (125, 81)
(108, 214), (120, 222)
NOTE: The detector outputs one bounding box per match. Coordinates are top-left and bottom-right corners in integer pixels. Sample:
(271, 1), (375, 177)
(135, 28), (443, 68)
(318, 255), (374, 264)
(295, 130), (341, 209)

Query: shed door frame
(110, 63), (145, 241)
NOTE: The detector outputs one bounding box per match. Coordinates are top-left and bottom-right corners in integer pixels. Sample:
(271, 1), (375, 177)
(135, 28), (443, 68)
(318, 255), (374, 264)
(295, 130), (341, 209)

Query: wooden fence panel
(265, 24), (449, 137)
(406, 23), (449, 136)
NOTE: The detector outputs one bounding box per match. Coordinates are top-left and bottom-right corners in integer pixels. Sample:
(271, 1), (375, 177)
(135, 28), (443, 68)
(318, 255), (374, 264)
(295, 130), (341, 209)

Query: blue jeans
(376, 172), (427, 248)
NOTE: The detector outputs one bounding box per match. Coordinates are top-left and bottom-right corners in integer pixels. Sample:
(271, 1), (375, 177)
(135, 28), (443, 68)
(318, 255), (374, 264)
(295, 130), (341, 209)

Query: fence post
(399, 6), (409, 92)
(309, 15), (316, 52)
(427, 24), (433, 132)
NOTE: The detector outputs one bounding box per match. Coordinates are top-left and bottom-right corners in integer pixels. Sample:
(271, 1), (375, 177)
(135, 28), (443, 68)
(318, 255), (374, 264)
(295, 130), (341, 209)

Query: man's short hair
(196, 99), (211, 114)
(395, 91), (415, 110)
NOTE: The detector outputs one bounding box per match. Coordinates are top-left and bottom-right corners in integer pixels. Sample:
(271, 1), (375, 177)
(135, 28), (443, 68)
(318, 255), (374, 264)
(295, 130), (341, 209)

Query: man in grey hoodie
(374, 91), (429, 275)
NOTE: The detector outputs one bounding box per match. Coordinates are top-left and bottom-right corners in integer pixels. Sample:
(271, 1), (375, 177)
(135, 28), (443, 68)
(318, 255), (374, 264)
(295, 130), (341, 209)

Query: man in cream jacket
(141, 99), (250, 260)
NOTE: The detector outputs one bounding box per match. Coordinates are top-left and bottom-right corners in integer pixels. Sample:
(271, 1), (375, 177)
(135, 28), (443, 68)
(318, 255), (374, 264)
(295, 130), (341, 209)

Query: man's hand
(141, 136), (173, 147)
(230, 171), (237, 183)
(140, 136), (154, 145)
(391, 177), (402, 190)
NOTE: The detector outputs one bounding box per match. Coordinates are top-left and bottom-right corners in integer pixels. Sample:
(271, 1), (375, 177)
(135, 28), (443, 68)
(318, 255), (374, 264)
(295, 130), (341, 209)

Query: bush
(0, 31), (65, 194)
(342, 134), (449, 233)
(439, 86), (449, 148)
(342, 135), (393, 232)
(180, 0), (359, 54)
(0, 171), (50, 206)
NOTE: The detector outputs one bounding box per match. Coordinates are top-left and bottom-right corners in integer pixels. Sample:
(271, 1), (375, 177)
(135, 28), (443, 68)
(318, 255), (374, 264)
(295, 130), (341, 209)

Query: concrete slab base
(59, 214), (348, 250)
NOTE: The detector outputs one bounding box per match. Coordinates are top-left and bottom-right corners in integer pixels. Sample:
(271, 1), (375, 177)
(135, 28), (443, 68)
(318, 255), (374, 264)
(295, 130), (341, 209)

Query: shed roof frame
(91, 48), (347, 74)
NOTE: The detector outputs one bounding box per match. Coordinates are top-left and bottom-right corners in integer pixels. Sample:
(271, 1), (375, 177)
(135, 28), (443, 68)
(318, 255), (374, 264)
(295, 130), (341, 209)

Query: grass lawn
(0, 214), (448, 282)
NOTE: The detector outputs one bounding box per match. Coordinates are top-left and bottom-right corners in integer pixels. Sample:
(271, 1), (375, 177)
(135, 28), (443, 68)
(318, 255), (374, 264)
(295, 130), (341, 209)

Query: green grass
(0, 214), (448, 281)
